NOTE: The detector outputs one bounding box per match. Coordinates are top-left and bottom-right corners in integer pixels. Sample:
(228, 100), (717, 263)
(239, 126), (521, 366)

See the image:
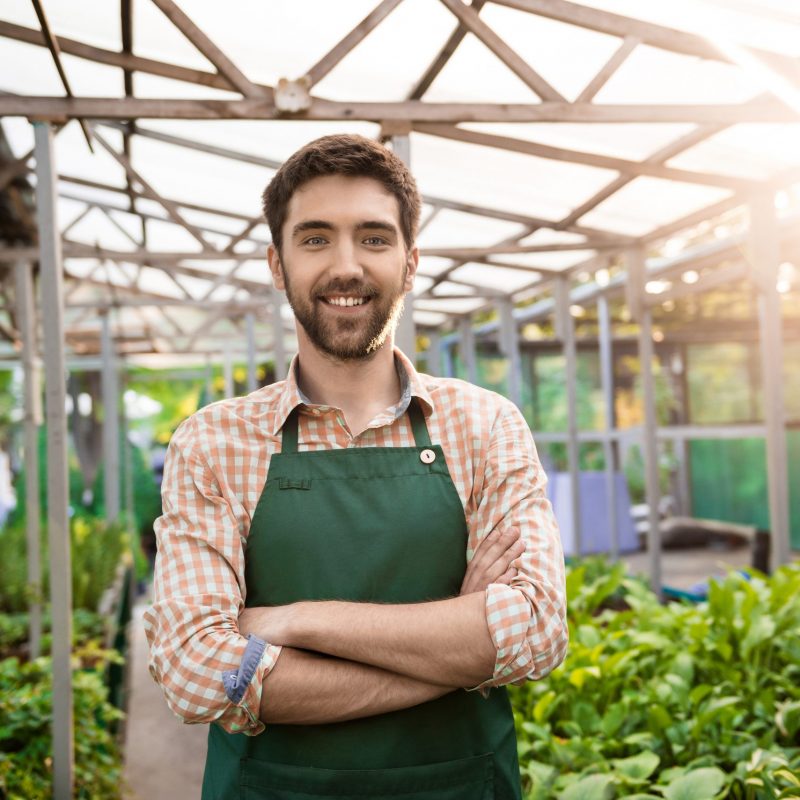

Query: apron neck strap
(282, 407), (300, 454)
(281, 399), (432, 452)
(407, 398), (432, 447)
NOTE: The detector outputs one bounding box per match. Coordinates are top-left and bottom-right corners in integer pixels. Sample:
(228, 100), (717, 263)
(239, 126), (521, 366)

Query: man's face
(268, 174), (418, 362)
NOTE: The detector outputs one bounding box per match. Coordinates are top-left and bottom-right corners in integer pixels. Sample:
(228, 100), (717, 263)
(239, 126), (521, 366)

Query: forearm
(285, 591), (496, 688)
(260, 646), (456, 725)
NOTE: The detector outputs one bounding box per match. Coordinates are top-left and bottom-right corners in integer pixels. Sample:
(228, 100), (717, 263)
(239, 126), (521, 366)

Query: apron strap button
(420, 448), (436, 464)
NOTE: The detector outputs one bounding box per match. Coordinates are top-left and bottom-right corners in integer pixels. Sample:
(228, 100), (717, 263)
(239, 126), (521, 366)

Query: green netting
(689, 431), (800, 549)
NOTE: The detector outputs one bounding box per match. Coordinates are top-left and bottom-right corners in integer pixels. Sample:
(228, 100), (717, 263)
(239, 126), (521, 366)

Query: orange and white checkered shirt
(144, 348), (567, 735)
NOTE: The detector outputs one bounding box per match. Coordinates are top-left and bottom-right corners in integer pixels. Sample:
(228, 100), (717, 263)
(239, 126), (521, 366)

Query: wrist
(286, 600), (316, 649)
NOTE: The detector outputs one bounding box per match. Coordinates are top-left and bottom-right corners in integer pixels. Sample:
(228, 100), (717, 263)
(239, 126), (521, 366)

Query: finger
(472, 527), (520, 569)
(496, 567), (516, 585)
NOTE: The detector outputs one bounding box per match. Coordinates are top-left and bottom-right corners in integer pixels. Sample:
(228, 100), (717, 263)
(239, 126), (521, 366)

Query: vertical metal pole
(101, 312), (120, 521)
(15, 259), (43, 659)
(597, 295), (619, 560)
(498, 298), (522, 409)
(222, 341), (234, 398)
(459, 317), (478, 384)
(749, 193), (790, 568)
(391, 133), (416, 359)
(34, 121), (74, 800)
(271, 285), (287, 381)
(629, 246), (662, 595)
(245, 312), (257, 393)
(555, 278), (581, 556)
(675, 437), (692, 516)
(427, 330), (442, 377)
(121, 371), (134, 523)
(204, 354), (213, 404)
(443, 340), (456, 378)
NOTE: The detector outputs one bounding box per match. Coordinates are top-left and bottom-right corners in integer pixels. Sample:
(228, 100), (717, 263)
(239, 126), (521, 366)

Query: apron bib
(202, 402), (522, 799)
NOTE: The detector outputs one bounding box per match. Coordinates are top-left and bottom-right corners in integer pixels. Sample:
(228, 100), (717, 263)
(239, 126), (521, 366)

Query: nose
(327, 239), (364, 282)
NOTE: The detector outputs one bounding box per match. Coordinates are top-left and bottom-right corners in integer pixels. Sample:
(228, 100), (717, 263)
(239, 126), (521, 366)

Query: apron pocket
(240, 751), (494, 799)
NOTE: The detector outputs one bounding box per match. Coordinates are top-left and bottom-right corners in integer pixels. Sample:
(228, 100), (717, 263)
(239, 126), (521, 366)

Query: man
(144, 134), (567, 800)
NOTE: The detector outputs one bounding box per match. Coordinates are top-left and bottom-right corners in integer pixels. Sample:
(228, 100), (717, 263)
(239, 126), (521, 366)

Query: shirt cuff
(466, 583), (532, 694)
(222, 634), (266, 704)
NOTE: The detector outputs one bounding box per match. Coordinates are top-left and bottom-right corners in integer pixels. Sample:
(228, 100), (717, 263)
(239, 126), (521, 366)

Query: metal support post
(597, 295), (619, 560)
(459, 316), (478, 384)
(498, 299), (522, 409)
(271, 285), (287, 381)
(204, 354), (213, 405)
(443, 340), (456, 378)
(222, 341), (234, 398)
(15, 259), (43, 658)
(245, 312), (257, 393)
(749, 193), (790, 568)
(34, 120), (74, 800)
(121, 372), (134, 523)
(101, 312), (120, 521)
(391, 133), (416, 359)
(555, 277), (581, 556)
(629, 246), (662, 595)
(427, 330), (442, 376)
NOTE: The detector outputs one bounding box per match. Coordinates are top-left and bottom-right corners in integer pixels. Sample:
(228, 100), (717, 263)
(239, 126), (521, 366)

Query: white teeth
(327, 296), (366, 306)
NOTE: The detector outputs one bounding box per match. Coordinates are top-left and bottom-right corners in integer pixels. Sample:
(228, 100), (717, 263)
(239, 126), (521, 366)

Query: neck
(295, 331), (402, 435)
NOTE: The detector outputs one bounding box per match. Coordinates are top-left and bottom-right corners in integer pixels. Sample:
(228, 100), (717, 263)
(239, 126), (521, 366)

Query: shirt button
(420, 449), (436, 464)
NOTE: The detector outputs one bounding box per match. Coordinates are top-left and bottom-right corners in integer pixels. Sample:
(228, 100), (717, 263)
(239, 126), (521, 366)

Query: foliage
(0, 515), (132, 614)
(7, 427), (158, 581)
(509, 558), (800, 799)
(0, 651), (125, 799)
(0, 609), (106, 661)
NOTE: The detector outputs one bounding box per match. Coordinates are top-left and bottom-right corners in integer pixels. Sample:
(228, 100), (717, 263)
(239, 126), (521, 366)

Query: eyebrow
(291, 220), (399, 238)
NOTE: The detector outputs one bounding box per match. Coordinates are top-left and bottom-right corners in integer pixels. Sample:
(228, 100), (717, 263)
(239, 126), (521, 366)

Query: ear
(267, 244), (285, 290)
(403, 246), (419, 293)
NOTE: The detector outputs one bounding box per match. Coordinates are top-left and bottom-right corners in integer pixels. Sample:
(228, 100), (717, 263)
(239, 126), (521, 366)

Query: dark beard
(282, 268), (407, 362)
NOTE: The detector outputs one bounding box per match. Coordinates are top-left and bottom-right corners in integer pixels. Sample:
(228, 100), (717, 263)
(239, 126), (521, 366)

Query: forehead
(285, 174), (401, 228)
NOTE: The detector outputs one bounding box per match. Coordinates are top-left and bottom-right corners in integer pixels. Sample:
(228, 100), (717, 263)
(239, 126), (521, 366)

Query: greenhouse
(0, 0), (799, 797)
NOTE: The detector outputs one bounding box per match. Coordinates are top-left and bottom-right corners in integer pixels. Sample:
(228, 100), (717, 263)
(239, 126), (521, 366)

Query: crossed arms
(239, 528), (525, 725)
(144, 400), (568, 734)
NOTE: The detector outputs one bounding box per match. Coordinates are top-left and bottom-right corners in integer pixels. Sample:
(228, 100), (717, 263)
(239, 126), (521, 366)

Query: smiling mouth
(321, 296), (371, 307)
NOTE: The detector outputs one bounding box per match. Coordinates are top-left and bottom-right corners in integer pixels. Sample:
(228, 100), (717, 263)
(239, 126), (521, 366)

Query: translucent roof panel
(594, 45), (762, 105)
(417, 209), (525, 249)
(463, 123), (699, 163)
(580, 178), (733, 237)
(667, 124), (800, 180)
(411, 132), (620, 223)
(448, 263), (538, 294)
(575, 0), (800, 56)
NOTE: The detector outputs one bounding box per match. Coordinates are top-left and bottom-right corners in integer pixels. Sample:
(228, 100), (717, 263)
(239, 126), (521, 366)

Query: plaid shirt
(144, 348), (567, 735)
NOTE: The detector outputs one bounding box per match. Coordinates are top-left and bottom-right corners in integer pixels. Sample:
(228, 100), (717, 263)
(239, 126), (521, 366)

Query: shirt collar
(270, 347), (434, 436)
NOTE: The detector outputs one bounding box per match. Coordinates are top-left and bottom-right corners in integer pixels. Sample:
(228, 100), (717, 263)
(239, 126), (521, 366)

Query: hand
(460, 527), (525, 596)
(238, 604), (296, 645)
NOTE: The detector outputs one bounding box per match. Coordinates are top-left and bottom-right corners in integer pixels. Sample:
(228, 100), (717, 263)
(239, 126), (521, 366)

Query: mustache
(314, 279), (380, 298)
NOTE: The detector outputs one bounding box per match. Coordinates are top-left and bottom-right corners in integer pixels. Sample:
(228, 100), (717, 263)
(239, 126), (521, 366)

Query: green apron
(202, 401), (522, 799)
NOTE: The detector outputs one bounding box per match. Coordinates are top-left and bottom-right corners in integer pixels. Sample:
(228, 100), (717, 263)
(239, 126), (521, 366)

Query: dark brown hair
(261, 134), (421, 253)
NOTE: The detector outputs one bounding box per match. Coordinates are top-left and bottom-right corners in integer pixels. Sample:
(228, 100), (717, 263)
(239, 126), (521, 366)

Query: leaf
(533, 690), (558, 724)
(662, 767), (726, 800)
(742, 614), (777, 658)
(559, 773), (615, 800)
(569, 666), (601, 689)
(611, 752), (660, 781)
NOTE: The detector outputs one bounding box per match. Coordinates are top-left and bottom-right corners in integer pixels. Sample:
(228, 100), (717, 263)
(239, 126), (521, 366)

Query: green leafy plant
(509, 557), (800, 799)
(0, 653), (125, 799)
(0, 515), (133, 614)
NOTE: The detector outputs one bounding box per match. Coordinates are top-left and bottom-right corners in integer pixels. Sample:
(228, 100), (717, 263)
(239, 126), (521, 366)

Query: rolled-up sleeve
(465, 401), (568, 693)
(142, 416), (282, 735)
